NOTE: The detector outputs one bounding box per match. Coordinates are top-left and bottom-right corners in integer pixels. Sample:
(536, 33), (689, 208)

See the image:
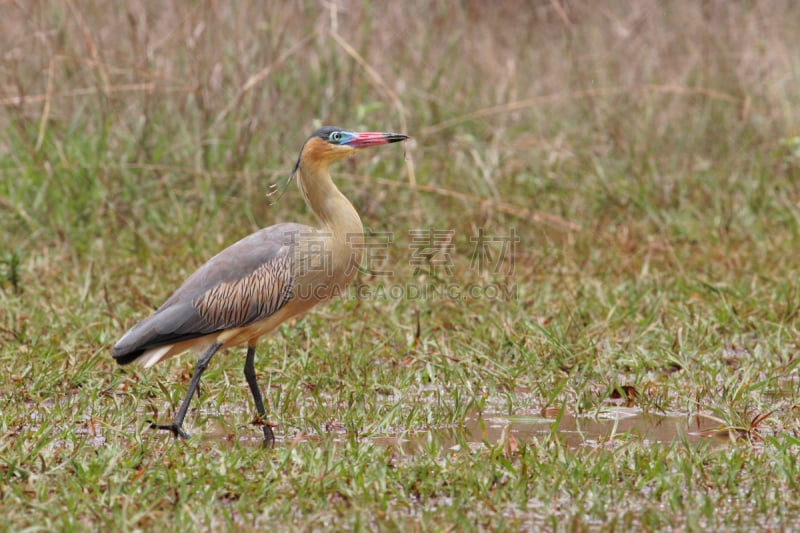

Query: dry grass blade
(348, 173), (581, 231)
(329, 31), (408, 131)
(1, 84), (191, 106)
(749, 411), (776, 433)
(330, 30), (416, 186)
(65, 0), (111, 96)
(421, 85), (742, 136)
(211, 29), (322, 130)
(97, 163), (571, 228)
(548, 0), (573, 28)
(34, 57), (57, 152)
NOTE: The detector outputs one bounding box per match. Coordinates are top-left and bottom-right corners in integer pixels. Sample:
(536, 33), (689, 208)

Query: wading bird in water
(113, 127), (408, 445)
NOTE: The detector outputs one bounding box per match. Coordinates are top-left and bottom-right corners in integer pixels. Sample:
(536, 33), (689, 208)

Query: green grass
(2, 1), (800, 530)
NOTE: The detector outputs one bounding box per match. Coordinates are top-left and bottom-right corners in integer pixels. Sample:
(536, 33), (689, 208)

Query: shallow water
(201, 406), (729, 451)
(371, 407), (727, 454)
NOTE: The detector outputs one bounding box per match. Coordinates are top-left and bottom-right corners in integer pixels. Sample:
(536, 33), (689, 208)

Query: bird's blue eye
(329, 131), (343, 143)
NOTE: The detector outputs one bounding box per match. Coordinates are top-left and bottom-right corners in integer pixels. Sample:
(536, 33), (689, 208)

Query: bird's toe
(149, 421), (192, 440)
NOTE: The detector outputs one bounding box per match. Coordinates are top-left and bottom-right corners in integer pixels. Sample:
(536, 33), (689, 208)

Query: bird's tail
(112, 345), (145, 365)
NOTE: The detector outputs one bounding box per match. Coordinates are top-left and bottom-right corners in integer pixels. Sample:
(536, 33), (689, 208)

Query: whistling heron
(113, 126), (408, 444)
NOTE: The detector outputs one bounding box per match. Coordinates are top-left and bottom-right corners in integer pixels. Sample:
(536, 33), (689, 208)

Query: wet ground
(202, 406), (730, 451)
(371, 408), (728, 453)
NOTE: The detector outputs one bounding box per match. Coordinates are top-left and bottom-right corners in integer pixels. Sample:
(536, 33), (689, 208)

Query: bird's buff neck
(296, 163), (364, 245)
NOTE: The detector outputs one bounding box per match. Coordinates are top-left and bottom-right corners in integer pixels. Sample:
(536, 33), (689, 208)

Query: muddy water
(202, 407), (728, 451)
(370, 408), (727, 453)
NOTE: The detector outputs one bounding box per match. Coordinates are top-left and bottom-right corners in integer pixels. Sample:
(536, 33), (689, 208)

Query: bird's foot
(261, 426), (275, 448)
(149, 421), (191, 440)
(251, 417), (276, 447)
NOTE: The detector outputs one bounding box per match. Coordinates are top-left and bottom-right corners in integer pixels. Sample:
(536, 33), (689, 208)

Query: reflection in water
(202, 407), (729, 452)
(373, 408), (727, 454)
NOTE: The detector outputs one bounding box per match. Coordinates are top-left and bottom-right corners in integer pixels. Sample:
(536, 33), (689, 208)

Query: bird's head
(294, 126), (408, 174)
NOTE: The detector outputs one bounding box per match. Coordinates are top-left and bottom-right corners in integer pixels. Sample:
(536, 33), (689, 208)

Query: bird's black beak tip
(385, 133), (409, 144)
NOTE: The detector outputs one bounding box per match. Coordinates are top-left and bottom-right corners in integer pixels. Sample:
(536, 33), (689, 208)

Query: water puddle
(201, 407), (731, 452)
(371, 408), (727, 454)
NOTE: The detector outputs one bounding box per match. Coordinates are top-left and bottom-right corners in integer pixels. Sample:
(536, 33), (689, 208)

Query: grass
(2, 0), (800, 530)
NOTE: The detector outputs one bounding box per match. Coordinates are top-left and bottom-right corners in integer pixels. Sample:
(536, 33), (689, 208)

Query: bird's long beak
(347, 131), (408, 149)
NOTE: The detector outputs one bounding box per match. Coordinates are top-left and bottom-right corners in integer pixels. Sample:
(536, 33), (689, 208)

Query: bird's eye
(329, 131), (343, 143)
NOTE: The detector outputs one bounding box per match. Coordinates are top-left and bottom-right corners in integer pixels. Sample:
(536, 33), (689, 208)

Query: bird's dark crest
(292, 126), (343, 173)
(270, 126), (345, 205)
(310, 125), (342, 140)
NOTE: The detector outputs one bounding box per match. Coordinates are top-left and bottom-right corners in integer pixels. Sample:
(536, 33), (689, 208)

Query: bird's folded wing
(113, 223), (306, 362)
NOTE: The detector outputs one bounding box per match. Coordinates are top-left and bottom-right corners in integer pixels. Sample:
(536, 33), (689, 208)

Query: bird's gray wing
(113, 223), (308, 364)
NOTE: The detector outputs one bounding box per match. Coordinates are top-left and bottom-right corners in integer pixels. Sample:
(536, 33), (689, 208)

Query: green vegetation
(2, 1), (799, 530)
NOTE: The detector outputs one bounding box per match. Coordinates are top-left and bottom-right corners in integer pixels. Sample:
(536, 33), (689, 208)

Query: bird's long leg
(152, 342), (221, 439)
(244, 344), (275, 446)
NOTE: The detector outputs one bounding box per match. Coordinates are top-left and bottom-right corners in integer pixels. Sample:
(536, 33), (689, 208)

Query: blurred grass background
(2, 1), (800, 530)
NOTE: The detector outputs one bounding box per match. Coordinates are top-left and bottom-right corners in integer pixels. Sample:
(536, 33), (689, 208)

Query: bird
(113, 126), (408, 445)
